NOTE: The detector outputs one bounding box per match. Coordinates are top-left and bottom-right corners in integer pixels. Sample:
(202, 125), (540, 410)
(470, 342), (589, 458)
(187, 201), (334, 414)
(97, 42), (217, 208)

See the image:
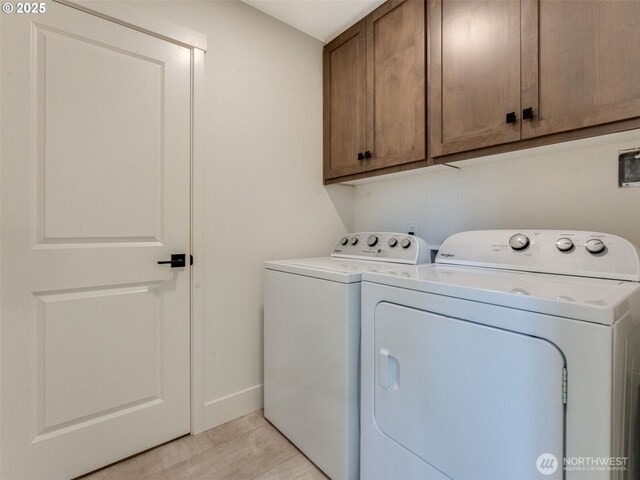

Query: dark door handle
(364, 151), (372, 159)
(357, 152), (365, 160)
(506, 112), (517, 124)
(522, 107), (534, 120)
(157, 254), (186, 268)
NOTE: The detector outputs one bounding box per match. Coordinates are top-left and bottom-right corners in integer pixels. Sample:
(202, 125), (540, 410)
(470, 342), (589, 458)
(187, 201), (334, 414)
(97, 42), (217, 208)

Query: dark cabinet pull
(364, 151), (372, 159)
(157, 254), (187, 268)
(506, 112), (517, 124)
(357, 152), (365, 160)
(522, 107), (534, 120)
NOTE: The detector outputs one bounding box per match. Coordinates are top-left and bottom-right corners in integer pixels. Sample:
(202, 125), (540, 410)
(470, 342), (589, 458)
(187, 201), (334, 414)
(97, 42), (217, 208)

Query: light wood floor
(79, 410), (328, 480)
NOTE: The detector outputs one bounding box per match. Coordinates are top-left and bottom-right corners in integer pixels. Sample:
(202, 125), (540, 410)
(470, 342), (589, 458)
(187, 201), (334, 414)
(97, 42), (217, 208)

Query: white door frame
(0, 5), (210, 473)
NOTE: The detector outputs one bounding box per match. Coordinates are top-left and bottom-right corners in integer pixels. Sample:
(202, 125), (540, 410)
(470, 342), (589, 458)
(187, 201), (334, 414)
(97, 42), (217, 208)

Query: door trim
(53, 0), (207, 51)
(190, 47), (208, 434)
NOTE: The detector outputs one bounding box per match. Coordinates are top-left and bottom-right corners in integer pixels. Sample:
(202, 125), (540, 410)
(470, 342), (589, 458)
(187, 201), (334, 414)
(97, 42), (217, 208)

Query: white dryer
(361, 230), (640, 480)
(264, 232), (431, 480)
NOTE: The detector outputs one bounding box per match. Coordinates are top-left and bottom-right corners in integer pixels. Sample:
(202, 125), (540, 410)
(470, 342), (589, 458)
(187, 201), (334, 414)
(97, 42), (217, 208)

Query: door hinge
(562, 367), (568, 405)
(190, 255), (193, 266)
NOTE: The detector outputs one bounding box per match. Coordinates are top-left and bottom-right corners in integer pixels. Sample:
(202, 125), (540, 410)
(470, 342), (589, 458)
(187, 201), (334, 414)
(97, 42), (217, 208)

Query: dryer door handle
(380, 348), (390, 389)
(379, 348), (399, 391)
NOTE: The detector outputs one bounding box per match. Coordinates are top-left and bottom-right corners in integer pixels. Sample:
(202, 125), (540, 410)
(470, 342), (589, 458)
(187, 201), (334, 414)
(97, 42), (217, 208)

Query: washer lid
(362, 264), (640, 325)
(265, 257), (403, 283)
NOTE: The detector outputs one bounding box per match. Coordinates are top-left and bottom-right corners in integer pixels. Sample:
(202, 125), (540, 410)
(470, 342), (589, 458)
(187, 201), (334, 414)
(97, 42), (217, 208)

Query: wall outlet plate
(619, 147), (640, 187)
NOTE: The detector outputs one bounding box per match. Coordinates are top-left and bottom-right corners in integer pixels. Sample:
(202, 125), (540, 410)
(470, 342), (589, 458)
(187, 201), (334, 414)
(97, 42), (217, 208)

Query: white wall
(353, 130), (640, 249)
(131, 0), (353, 430)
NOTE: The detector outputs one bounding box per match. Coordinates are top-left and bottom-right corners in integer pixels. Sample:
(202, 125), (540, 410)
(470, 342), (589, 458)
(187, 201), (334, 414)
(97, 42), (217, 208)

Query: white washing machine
(264, 232), (431, 480)
(361, 230), (640, 480)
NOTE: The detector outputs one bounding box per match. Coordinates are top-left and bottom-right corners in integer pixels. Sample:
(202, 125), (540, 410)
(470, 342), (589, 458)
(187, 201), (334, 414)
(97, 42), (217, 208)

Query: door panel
(366, 0), (425, 170)
(1, 2), (191, 478)
(521, 0), (640, 139)
(37, 25), (163, 242)
(37, 284), (162, 431)
(374, 303), (565, 480)
(429, 0), (521, 156)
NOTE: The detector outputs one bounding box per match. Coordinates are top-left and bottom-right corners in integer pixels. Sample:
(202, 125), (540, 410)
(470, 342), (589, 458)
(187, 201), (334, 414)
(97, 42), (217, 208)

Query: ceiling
(242, 0), (386, 43)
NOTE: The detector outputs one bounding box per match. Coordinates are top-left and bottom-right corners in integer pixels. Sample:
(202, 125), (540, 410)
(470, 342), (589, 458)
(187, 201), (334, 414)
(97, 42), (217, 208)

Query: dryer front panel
(373, 302), (565, 480)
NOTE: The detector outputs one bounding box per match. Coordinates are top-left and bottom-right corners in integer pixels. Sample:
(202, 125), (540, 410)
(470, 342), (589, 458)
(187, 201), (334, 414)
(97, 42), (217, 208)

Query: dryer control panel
(436, 230), (640, 281)
(332, 232), (430, 265)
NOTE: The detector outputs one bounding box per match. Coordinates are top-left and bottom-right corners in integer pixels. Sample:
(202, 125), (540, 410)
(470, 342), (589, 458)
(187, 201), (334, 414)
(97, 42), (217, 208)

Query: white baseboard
(199, 384), (264, 432)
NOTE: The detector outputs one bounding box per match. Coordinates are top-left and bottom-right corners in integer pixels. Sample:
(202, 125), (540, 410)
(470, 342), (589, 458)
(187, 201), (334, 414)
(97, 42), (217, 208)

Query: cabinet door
(521, 0), (640, 139)
(429, 0), (521, 156)
(323, 21), (367, 179)
(366, 0), (425, 171)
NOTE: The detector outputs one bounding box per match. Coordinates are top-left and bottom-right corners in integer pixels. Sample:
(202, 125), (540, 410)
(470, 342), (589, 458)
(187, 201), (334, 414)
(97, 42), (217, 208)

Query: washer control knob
(556, 238), (574, 252)
(349, 237), (358, 246)
(388, 238), (398, 248)
(585, 238), (605, 254)
(509, 233), (530, 251)
(367, 235), (379, 247)
(400, 238), (412, 249)
(340, 237), (348, 246)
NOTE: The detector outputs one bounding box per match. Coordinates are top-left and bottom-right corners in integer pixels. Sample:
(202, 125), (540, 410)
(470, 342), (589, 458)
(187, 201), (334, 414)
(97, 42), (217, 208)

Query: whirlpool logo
(536, 453), (558, 475)
(439, 253), (455, 258)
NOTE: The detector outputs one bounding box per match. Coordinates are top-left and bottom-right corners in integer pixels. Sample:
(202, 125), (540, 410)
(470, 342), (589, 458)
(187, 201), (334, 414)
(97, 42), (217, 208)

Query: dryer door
(374, 302), (565, 480)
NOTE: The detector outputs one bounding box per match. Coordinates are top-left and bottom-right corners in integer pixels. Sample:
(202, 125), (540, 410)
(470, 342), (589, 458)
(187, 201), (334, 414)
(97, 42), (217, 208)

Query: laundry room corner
(4, 0), (640, 478)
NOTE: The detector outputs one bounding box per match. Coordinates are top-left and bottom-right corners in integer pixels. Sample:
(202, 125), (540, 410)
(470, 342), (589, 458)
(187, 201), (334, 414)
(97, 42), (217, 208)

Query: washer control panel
(437, 230), (640, 281)
(332, 232), (430, 264)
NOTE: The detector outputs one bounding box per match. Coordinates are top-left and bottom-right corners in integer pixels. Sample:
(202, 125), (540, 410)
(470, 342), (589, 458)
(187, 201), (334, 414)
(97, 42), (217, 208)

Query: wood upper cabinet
(521, 0), (640, 139)
(429, 0), (521, 156)
(430, 0), (640, 158)
(324, 0), (425, 182)
(366, 0), (426, 172)
(323, 20), (367, 179)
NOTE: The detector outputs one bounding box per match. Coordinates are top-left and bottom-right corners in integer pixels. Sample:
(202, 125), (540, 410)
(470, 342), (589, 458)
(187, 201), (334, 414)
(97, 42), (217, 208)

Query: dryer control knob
(585, 238), (605, 254)
(400, 238), (412, 249)
(350, 237), (358, 246)
(388, 238), (398, 248)
(340, 237), (349, 246)
(556, 238), (574, 252)
(367, 235), (378, 247)
(509, 233), (530, 251)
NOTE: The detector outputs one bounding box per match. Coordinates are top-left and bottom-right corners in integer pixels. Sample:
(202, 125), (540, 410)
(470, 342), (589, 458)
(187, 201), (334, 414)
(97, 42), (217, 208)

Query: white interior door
(374, 303), (565, 480)
(0, 2), (191, 478)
